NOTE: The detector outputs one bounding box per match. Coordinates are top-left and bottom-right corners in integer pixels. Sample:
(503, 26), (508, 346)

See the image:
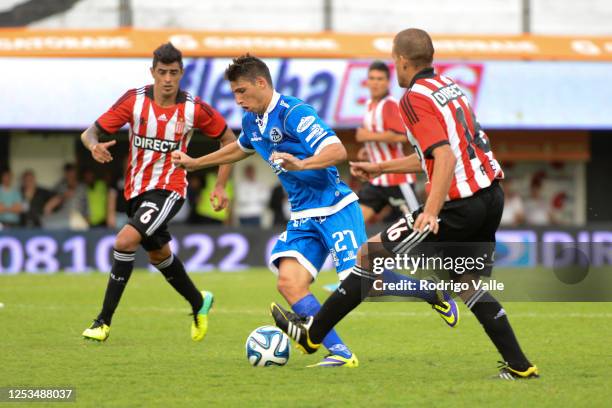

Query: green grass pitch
(1, 269), (611, 407)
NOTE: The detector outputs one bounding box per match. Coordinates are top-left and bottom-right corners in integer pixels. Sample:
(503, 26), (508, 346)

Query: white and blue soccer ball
(245, 325), (290, 367)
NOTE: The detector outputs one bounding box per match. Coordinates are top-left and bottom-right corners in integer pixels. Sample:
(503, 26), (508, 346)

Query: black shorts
(127, 189), (184, 252)
(358, 182), (420, 215)
(380, 181), (504, 277)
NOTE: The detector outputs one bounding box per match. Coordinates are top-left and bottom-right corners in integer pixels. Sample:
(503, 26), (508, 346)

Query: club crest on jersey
(270, 127), (283, 143)
(175, 118), (185, 134)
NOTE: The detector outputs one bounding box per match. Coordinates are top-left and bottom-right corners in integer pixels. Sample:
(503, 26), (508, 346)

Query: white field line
(4, 303), (612, 318)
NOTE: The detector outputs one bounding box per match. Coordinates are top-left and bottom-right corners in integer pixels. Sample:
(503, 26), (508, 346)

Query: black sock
(154, 253), (203, 314)
(310, 266), (376, 343)
(98, 249), (135, 325)
(467, 290), (531, 371)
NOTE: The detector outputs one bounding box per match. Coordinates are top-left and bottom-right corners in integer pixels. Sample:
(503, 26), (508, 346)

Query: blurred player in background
(355, 61), (420, 222)
(81, 43), (236, 343)
(272, 29), (538, 380)
(172, 55), (456, 367)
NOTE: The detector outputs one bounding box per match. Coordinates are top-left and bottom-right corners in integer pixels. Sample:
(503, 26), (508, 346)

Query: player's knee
(276, 275), (307, 300)
(148, 248), (170, 265)
(276, 275), (294, 297)
(114, 232), (139, 252)
(355, 234), (382, 270)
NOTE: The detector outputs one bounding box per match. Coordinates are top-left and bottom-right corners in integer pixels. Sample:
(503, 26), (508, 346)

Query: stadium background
(1, 1), (611, 407)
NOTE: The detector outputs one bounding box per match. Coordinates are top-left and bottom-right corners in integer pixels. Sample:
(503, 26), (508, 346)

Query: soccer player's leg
(83, 223), (140, 341)
(452, 183), (537, 378)
(269, 227), (357, 367)
(271, 230), (388, 353)
(375, 209), (459, 327)
(456, 273), (538, 379)
(140, 191), (211, 341)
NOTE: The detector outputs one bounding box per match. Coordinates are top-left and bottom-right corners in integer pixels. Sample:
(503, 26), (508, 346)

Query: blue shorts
(269, 201), (367, 280)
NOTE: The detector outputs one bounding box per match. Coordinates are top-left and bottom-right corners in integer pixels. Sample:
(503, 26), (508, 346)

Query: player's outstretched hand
(349, 161), (381, 181)
(210, 185), (229, 211)
(91, 140), (116, 164)
(270, 152), (303, 171)
(171, 151), (196, 171)
(413, 211), (440, 234)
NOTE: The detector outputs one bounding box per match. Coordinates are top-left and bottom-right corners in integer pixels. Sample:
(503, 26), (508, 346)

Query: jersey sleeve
(382, 100), (407, 134)
(95, 89), (135, 134)
(403, 93), (449, 158)
(236, 129), (255, 154)
(194, 98), (227, 138)
(284, 104), (340, 155)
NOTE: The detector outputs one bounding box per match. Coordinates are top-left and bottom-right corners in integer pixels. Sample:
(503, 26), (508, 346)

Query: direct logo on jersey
(270, 127), (283, 143)
(432, 83), (465, 106)
(133, 134), (179, 153)
(297, 115), (316, 133)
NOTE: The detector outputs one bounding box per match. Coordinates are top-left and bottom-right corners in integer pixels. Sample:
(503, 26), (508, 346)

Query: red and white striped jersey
(363, 95), (416, 186)
(399, 68), (503, 201)
(96, 85), (227, 200)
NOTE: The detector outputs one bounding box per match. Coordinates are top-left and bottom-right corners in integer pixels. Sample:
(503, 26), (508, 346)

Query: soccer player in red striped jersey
(354, 61), (420, 223)
(80, 43), (236, 343)
(271, 29), (538, 380)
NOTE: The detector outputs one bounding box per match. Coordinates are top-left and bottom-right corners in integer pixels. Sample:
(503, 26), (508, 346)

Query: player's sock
(98, 249), (135, 325)
(380, 270), (438, 304)
(310, 265), (376, 344)
(467, 290), (532, 371)
(155, 253), (203, 314)
(292, 293), (352, 358)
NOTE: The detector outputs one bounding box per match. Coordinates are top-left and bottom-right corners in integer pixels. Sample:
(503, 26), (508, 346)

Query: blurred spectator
(500, 180), (525, 226)
(0, 168), (23, 228)
(106, 158), (129, 229)
(43, 163), (89, 230)
(235, 164), (269, 227)
(268, 183), (290, 226)
(524, 178), (551, 226)
(189, 173), (233, 225)
(20, 169), (52, 227)
(83, 168), (108, 227)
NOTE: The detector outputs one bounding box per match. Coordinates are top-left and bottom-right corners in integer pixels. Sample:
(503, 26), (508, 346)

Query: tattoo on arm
(81, 124), (101, 151)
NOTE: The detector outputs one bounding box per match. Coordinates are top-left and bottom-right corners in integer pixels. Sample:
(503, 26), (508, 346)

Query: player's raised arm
(81, 124), (117, 164)
(271, 104), (347, 171)
(171, 139), (251, 172)
(271, 142), (346, 171)
(82, 88), (134, 164)
(209, 126), (237, 211)
(349, 152), (423, 181)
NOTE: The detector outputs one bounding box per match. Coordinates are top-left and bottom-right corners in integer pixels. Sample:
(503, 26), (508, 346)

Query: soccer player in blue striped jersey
(172, 55), (457, 367)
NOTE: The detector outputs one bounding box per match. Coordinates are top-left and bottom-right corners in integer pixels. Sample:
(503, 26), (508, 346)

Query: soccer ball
(245, 325), (290, 367)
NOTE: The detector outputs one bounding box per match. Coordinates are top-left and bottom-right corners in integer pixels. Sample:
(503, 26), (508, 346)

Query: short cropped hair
(224, 54), (273, 86)
(393, 28), (434, 68)
(152, 42), (183, 69)
(368, 60), (391, 79)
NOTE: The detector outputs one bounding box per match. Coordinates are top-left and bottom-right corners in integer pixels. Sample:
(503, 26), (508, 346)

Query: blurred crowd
(0, 162), (572, 231)
(0, 163), (290, 231)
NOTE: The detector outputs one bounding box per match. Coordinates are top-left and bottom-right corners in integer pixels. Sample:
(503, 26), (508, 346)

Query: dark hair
(393, 28), (434, 68)
(224, 54), (273, 86)
(152, 42), (183, 69)
(368, 60), (390, 79)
